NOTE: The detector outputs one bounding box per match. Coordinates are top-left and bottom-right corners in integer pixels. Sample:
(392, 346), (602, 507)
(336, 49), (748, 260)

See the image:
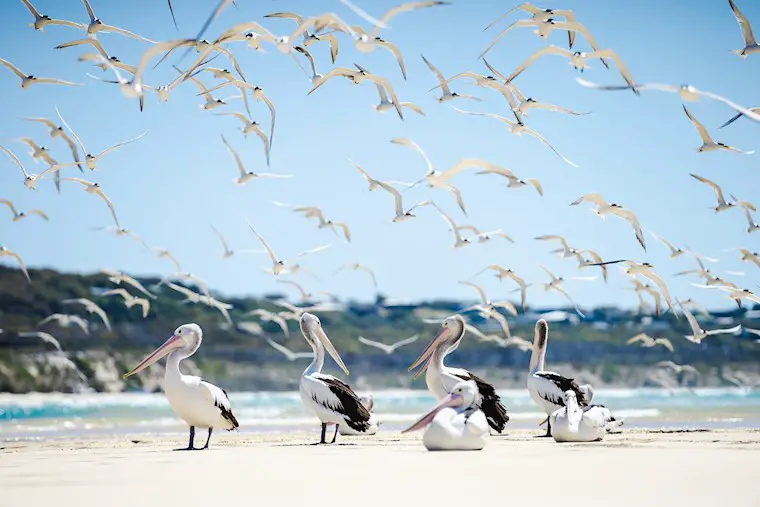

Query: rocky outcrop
(0, 351), (200, 394)
(1, 351), (759, 393)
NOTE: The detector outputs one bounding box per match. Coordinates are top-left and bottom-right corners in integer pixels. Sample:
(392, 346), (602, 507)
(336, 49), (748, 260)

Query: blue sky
(0, 0), (758, 311)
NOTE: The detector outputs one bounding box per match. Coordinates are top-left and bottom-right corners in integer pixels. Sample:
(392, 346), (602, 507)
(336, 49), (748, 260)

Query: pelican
(339, 395), (379, 436)
(298, 313), (372, 444)
(402, 380), (489, 451)
(528, 319), (591, 437)
(123, 324), (239, 450)
(549, 391), (621, 443)
(408, 315), (509, 433)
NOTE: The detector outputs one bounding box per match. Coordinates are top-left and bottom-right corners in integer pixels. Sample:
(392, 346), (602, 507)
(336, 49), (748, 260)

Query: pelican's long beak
(408, 327), (450, 379)
(123, 335), (184, 379)
(315, 325), (350, 375)
(401, 393), (464, 433)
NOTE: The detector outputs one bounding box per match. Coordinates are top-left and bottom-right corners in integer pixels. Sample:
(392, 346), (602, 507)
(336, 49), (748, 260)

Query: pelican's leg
(313, 423), (327, 445)
(202, 428), (213, 450)
(330, 424), (339, 444)
(187, 426), (196, 450)
(535, 417), (551, 438)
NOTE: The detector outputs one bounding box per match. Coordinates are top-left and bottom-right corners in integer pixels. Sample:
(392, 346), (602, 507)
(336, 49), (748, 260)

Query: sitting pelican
(550, 390), (622, 442)
(298, 313), (372, 443)
(339, 395), (379, 436)
(123, 323), (239, 450)
(402, 380), (488, 451)
(528, 319), (591, 437)
(408, 315), (509, 433)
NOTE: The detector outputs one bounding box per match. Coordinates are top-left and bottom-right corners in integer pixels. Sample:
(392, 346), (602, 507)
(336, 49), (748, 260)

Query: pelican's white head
(408, 315), (465, 379)
(300, 313), (350, 375)
(123, 323), (202, 378)
(452, 380), (478, 407)
(401, 380), (475, 433)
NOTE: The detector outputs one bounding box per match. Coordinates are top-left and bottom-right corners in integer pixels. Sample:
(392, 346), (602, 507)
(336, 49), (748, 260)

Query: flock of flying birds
(1, 0), (760, 393)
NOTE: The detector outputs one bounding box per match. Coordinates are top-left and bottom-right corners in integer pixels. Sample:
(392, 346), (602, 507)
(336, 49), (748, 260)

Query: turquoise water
(1, 388), (758, 440)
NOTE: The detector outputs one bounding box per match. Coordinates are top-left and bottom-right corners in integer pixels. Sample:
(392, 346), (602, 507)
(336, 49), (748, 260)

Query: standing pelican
(528, 319), (590, 437)
(408, 315), (509, 433)
(549, 390), (621, 442)
(298, 313), (372, 444)
(402, 380), (489, 451)
(123, 323), (239, 450)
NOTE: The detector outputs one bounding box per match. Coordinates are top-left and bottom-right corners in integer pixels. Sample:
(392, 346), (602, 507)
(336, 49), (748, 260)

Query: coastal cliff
(1, 266), (759, 392)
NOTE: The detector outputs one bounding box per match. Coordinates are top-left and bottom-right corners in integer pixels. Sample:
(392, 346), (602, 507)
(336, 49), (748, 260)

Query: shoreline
(2, 387), (759, 441)
(2, 429), (759, 507)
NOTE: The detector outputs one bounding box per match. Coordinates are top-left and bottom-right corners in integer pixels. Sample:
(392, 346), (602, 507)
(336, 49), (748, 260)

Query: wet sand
(1, 429), (759, 507)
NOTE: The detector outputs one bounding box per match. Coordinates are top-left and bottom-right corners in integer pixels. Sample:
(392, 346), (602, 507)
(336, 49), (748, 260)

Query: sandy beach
(2, 429), (759, 507)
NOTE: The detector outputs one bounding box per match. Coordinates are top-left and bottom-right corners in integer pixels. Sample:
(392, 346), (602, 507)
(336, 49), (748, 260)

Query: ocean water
(1, 388), (758, 440)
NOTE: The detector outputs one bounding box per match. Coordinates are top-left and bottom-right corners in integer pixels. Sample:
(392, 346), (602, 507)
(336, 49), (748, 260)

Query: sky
(0, 0), (758, 312)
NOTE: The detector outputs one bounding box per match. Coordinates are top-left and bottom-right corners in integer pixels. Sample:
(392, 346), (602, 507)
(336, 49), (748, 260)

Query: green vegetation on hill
(0, 266), (758, 392)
